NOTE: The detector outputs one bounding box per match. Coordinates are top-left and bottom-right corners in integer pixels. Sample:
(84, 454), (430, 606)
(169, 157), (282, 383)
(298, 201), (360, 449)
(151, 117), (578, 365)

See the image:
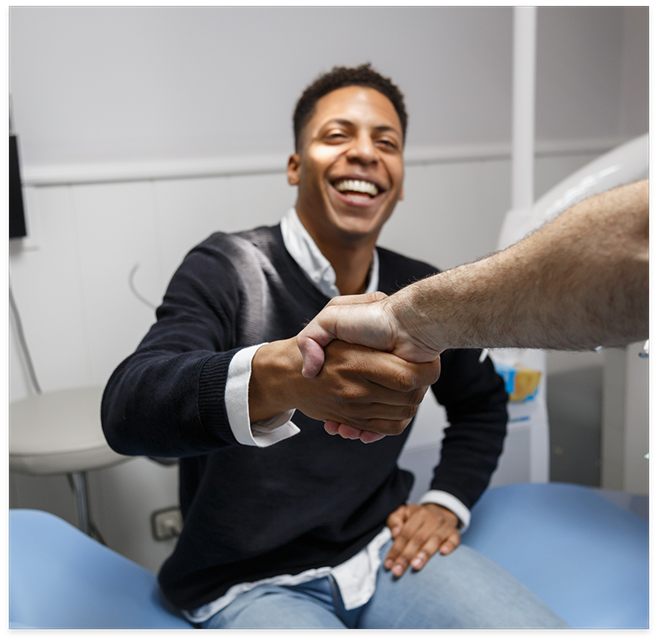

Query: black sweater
(102, 224), (508, 611)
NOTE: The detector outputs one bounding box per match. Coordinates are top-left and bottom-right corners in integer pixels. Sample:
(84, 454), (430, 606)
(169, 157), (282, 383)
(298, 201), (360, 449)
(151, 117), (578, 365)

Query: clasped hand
(250, 337), (440, 443)
(295, 291), (443, 442)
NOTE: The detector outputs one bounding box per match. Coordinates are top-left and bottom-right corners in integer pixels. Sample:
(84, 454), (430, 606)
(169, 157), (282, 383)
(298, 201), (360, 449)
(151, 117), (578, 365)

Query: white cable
(129, 263), (157, 309)
(8, 279), (41, 395)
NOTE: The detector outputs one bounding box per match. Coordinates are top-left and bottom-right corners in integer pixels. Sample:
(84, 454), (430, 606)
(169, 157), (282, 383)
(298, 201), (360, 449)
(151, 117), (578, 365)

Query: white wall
(7, 7), (649, 573)
(9, 6), (647, 170)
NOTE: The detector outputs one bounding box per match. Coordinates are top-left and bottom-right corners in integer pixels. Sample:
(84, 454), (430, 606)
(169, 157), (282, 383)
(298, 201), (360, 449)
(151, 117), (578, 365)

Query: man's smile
(330, 176), (385, 205)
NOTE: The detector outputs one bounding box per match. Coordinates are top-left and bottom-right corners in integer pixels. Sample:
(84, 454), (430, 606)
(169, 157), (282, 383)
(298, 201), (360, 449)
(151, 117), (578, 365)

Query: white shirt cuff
(225, 343), (300, 447)
(419, 490), (471, 532)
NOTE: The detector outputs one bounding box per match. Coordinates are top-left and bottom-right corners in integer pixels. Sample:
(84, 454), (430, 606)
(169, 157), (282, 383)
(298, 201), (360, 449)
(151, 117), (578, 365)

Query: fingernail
(411, 557), (423, 569)
(393, 564), (404, 577)
(384, 559), (393, 569)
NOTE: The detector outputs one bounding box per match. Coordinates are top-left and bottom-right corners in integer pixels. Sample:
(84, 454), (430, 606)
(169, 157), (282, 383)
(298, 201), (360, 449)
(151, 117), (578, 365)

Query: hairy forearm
(390, 179), (649, 351)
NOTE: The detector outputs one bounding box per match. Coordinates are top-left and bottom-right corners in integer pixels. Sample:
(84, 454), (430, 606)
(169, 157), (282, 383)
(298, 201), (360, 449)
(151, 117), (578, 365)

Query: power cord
(9, 279), (41, 395)
(129, 263), (157, 309)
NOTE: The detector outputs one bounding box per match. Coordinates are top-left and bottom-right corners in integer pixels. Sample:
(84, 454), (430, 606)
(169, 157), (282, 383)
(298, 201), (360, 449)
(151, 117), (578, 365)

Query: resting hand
(384, 503), (461, 578)
(296, 292), (441, 379)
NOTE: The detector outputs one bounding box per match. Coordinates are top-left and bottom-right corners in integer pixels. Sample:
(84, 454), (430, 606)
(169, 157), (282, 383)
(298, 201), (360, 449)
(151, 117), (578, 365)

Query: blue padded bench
(9, 482), (649, 629)
(9, 509), (194, 629)
(462, 482), (649, 629)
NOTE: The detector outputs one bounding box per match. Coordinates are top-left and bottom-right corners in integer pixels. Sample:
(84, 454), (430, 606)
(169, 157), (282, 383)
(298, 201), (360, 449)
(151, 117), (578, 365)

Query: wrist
(387, 281), (447, 355)
(420, 490), (471, 531)
(249, 338), (300, 423)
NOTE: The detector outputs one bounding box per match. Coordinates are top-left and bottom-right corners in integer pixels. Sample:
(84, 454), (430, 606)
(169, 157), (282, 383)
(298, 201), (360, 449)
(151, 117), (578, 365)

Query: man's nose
(346, 132), (377, 164)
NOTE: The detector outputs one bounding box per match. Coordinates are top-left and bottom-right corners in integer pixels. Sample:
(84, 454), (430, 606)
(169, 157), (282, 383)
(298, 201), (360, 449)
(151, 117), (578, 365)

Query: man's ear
(398, 184), (404, 202)
(287, 154), (301, 186)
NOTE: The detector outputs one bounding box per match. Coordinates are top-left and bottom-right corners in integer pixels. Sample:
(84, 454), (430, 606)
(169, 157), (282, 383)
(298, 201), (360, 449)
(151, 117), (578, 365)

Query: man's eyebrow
(324, 118), (355, 128)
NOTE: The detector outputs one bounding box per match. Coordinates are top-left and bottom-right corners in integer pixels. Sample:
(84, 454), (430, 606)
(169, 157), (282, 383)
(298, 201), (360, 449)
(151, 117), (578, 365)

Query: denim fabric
(199, 540), (569, 629)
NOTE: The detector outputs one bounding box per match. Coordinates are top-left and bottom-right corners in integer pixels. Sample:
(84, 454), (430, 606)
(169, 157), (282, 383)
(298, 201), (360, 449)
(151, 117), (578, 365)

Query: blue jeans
(200, 540), (569, 629)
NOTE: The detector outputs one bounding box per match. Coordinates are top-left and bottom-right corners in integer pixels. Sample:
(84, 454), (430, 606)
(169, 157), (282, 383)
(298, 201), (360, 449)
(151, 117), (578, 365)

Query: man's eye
(377, 139), (398, 150)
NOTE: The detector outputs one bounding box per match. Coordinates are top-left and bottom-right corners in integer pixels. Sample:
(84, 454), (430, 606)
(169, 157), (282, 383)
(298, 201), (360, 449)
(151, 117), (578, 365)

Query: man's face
(288, 85), (405, 246)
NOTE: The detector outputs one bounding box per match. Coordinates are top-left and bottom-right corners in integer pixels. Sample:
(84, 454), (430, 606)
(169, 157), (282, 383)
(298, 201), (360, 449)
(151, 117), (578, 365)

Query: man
(296, 179), (649, 441)
(102, 64), (566, 628)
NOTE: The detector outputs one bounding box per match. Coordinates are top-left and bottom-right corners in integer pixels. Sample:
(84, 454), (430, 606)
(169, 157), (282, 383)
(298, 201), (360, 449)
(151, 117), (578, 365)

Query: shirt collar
(280, 208), (379, 299)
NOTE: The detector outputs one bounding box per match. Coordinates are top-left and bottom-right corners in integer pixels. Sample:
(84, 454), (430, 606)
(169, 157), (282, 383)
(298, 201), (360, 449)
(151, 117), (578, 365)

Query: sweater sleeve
(101, 240), (247, 458)
(428, 349), (509, 510)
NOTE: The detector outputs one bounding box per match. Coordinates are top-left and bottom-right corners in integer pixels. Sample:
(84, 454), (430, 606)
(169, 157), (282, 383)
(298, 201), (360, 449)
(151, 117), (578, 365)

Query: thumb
(297, 334), (329, 378)
(297, 292), (391, 377)
(297, 307), (342, 377)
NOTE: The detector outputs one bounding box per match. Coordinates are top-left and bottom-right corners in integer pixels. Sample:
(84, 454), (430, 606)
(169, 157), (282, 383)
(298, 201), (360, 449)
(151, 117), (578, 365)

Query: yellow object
(510, 367), (542, 402)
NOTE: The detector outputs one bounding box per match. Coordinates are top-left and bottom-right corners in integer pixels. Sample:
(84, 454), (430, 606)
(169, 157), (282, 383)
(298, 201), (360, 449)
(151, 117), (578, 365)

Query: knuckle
(335, 415), (364, 430)
(411, 532), (426, 548)
(395, 368), (419, 392)
(388, 420), (408, 436)
(340, 385), (364, 403)
(368, 419), (405, 436)
(394, 531), (410, 545)
(394, 548), (411, 565)
(409, 387), (427, 405)
(419, 360), (441, 385)
(404, 405), (418, 420)
(427, 533), (443, 547)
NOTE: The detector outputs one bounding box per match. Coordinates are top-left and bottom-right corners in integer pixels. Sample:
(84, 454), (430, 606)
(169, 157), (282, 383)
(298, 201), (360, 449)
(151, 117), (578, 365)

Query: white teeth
(334, 179), (378, 197)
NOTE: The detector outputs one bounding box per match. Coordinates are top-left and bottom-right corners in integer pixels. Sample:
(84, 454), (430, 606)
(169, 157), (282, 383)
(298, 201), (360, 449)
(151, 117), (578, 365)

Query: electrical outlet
(151, 507), (183, 541)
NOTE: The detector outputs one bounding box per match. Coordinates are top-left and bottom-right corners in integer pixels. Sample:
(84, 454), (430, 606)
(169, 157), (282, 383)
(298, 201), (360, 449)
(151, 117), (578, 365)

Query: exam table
(8, 482), (648, 629)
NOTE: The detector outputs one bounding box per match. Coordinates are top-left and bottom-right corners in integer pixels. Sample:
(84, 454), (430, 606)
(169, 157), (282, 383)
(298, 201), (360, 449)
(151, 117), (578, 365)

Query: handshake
(295, 290), (443, 444)
(291, 179), (650, 443)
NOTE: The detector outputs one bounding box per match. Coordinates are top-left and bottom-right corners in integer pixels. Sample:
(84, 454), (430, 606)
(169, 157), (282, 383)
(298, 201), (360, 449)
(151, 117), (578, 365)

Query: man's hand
(384, 503), (461, 578)
(323, 418), (391, 443)
(296, 292), (441, 379)
(249, 337), (441, 443)
(295, 293), (443, 442)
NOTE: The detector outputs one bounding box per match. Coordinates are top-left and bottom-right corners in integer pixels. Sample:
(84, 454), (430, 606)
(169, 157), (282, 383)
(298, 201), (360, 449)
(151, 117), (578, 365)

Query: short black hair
(293, 63), (408, 152)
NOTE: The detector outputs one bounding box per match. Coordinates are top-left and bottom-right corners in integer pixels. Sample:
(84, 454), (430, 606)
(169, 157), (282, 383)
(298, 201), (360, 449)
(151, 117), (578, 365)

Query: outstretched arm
(298, 178), (649, 377)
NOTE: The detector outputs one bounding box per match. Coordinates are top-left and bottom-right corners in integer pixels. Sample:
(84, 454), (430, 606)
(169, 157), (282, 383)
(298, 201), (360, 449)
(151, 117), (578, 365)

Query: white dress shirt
(186, 208), (470, 623)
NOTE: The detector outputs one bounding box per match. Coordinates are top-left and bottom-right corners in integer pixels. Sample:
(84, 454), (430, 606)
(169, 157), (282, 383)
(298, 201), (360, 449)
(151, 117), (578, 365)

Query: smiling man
(102, 64), (567, 629)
